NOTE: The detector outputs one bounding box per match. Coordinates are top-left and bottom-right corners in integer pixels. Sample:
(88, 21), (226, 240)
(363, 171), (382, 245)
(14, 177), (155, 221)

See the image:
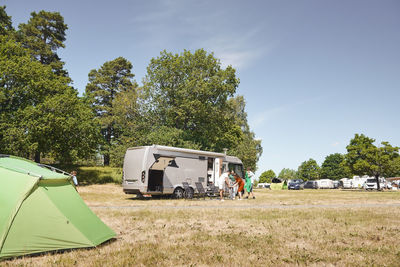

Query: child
(70, 171), (78, 186)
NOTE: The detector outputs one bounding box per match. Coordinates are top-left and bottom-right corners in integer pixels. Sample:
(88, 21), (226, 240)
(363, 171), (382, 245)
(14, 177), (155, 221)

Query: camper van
(363, 177), (388, 190)
(122, 145), (244, 198)
(316, 179), (334, 189)
(339, 178), (353, 189)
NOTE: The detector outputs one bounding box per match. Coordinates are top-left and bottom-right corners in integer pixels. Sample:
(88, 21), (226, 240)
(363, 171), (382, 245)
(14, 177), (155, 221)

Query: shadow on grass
(52, 165), (122, 186)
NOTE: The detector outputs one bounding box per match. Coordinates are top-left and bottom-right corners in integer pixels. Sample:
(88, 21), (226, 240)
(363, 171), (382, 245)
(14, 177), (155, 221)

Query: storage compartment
(148, 170), (163, 192)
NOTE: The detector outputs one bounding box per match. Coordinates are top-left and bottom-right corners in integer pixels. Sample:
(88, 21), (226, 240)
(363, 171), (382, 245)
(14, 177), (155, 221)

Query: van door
(213, 158), (222, 185)
(148, 156), (177, 193)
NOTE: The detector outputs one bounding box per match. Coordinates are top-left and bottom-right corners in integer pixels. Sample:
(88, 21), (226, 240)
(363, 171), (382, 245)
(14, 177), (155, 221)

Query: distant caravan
(122, 145), (244, 198)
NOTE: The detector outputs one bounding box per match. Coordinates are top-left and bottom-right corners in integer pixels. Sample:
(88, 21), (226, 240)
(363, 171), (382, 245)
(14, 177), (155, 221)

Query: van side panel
(163, 157), (208, 194)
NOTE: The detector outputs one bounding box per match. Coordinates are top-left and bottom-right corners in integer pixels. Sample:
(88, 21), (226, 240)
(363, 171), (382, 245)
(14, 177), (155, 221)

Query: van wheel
(184, 187), (194, 199)
(173, 187), (184, 199)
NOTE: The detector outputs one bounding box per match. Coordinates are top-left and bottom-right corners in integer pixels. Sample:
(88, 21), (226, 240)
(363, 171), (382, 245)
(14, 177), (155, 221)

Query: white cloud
(331, 142), (340, 147)
(131, 0), (275, 70)
(249, 106), (288, 129)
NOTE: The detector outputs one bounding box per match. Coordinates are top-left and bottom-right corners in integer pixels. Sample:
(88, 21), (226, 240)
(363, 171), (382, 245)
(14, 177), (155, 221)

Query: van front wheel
(173, 187), (184, 199)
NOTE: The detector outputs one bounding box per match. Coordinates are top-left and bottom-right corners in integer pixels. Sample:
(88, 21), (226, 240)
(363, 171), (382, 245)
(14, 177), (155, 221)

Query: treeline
(259, 134), (400, 182)
(0, 7), (262, 169)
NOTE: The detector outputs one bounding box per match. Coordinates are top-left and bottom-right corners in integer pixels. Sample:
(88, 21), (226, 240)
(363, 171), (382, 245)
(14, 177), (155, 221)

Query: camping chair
(205, 183), (219, 199)
(182, 182), (194, 199)
(195, 182), (206, 200)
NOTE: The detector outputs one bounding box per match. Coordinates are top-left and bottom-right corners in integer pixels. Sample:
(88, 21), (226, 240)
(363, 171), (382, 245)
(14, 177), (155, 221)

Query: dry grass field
(3, 185), (400, 266)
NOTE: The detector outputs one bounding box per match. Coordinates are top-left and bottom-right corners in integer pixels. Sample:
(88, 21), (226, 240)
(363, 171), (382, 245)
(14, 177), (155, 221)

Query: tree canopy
(0, 35), (99, 163)
(141, 49), (261, 169)
(85, 57), (137, 165)
(297, 159), (320, 180)
(1, 7), (262, 169)
(278, 168), (297, 180)
(143, 49), (239, 149)
(0, 6), (13, 36)
(345, 134), (399, 189)
(320, 153), (350, 180)
(259, 170), (276, 183)
(18, 10), (68, 76)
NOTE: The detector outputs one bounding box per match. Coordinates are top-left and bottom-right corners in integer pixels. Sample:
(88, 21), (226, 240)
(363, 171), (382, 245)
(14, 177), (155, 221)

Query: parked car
(288, 179), (303, 190)
(303, 180), (318, 189)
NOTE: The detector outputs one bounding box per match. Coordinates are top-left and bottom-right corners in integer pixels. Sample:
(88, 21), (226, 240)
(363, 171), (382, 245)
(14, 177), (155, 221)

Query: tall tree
(0, 6), (13, 36)
(345, 134), (399, 190)
(18, 10), (68, 76)
(85, 57), (137, 165)
(259, 170), (276, 183)
(0, 36), (99, 162)
(226, 96), (262, 170)
(278, 168), (297, 180)
(297, 159), (320, 180)
(142, 49), (240, 152)
(320, 153), (351, 180)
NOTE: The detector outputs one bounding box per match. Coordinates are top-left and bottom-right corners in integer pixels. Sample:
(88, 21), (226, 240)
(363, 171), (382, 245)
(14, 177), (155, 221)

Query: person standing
(245, 167), (256, 199)
(70, 171), (78, 187)
(244, 171), (252, 198)
(218, 170), (230, 201)
(231, 171), (244, 200)
(228, 171), (237, 200)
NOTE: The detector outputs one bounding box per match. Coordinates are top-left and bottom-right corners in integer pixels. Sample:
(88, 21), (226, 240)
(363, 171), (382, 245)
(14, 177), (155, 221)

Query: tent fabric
(0, 156), (67, 179)
(0, 156), (116, 260)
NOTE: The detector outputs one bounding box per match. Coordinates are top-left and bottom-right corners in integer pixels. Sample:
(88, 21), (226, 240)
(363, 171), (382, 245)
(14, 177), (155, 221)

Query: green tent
(270, 178), (285, 190)
(0, 155), (116, 260)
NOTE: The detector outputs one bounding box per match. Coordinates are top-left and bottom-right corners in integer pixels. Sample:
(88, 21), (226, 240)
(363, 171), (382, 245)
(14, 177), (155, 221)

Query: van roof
(127, 145), (226, 158)
(224, 155), (243, 164)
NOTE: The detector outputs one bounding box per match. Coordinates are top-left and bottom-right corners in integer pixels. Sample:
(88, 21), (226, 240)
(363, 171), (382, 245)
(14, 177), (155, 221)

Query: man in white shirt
(218, 170), (230, 201)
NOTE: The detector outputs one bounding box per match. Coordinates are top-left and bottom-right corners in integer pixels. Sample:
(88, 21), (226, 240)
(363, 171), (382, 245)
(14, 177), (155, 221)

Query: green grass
(53, 165), (122, 185)
(4, 186), (400, 266)
(5, 206), (400, 266)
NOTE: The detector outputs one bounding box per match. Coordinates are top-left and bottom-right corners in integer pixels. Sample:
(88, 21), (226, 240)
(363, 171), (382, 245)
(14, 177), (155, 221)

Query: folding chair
(195, 182), (206, 200)
(205, 184), (219, 199)
(182, 182), (194, 199)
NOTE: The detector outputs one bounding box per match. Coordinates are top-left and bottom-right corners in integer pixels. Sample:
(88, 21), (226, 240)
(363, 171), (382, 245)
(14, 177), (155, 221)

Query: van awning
(150, 155), (177, 170)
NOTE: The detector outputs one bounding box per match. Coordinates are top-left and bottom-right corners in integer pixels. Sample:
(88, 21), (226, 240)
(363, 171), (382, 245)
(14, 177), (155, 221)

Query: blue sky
(3, 0), (400, 177)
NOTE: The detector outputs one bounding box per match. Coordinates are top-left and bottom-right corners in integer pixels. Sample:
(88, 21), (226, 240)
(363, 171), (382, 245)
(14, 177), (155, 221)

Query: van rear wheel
(184, 187), (194, 199)
(173, 187), (184, 199)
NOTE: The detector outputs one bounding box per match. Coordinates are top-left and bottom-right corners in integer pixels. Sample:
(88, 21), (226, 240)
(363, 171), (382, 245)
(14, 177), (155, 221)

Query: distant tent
(270, 177), (285, 190)
(0, 155), (116, 260)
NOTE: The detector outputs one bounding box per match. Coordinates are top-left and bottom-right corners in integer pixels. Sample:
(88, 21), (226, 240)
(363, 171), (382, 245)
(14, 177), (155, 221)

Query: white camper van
(122, 145), (244, 198)
(316, 179), (334, 189)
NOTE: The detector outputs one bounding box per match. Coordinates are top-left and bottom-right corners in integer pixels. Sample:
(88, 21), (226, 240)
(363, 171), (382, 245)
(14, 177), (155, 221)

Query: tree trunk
(34, 151), (40, 163)
(375, 174), (381, 191)
(103, 125), (112, 166)
(104, 154), (110, 166)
